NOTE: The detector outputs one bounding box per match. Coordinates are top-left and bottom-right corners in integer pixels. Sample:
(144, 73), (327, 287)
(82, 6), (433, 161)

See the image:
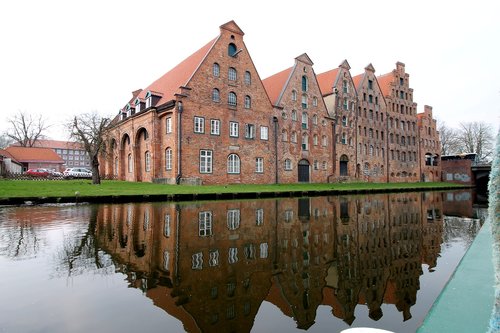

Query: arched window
(313, 134), (318, 145)
(291, 109), (297, 121)
(282, 130), (288, 142)
(302, 133), (308, 151)
(343, 80), (349, 93)
(301, 94), (308, 109)
(341, 133), (347, 144)
(292, 90), (297, 101)
(128, 153), (132, 173)
(165, 148), (172, 170)
(312, 114), (318, 125)
(228, 92), (237, 106)
(369, 145), (374, 156)
(322, 135), (327, 146)
(301, 112), (308, 129)
(291, 131), (297, 143)
(227, 154), (240, 174)
(342, 116), (347, 127)
(213, 63), (220, 77)
(313, 96), (318, 107)
(212, 88), (220, 102)
(145, 151), (151, 171)
(228, 43), (237, 57)
(302, 75), (308, 92)
(244, 71), (251, 85)
(244, 95), (251, 109)
(228, 67), (237, 81)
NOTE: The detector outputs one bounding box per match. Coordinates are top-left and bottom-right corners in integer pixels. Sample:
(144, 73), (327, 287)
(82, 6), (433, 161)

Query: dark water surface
(0, 191), (486, 333)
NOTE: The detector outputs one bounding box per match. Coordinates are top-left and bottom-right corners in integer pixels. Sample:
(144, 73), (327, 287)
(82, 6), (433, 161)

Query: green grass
(0, 179), (465, 199)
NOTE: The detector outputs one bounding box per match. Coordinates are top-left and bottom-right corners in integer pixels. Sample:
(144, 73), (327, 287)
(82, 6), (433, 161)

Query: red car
(25, 168), (51, 177)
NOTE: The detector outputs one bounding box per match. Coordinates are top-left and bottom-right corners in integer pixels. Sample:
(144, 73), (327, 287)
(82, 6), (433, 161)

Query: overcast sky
(1, 0), (499, 140)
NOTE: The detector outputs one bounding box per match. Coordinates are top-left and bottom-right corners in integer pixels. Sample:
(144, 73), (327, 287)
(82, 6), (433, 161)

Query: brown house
(4, 146), (65, 172)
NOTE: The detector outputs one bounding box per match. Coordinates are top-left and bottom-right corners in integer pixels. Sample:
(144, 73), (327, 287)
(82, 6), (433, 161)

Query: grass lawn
(0, 179), (465, 199)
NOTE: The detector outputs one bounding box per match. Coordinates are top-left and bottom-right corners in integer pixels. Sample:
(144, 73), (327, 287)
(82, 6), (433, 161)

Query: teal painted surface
(418, 220), (494, 333)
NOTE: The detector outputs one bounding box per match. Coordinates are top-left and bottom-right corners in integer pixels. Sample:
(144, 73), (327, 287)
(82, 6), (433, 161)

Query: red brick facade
(418, 106), (442, 181)
(100, 21), (441, 184)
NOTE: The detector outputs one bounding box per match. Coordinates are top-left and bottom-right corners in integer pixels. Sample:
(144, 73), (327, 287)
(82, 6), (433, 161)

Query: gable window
(301, 94), (308, 109)
(229, 122), (239, 137)
(228, 43), (237, 57)
(165, 148), (172, 170)
(343, 98), (348, 110)
(302, 112), (308, 129)
(245, 124), (255, 139)
(292, 90), (297, 101)
(212, 88), (220, 102)
(244, 95), (251, 109)
(302, 133), (309, 151)
(368, 95), (373, 103)
(227, 154), (240, 174)
(313, 96), (318, 107)
(312, 114), (318, 125)
(368, 79), (373, 90)
(282, 130), (288, 142)
(228, 67), (237, 81)
(145, 151), (151, 172)
(291, 109), (297, 121)
(302, 76), (308, 92)
(284, 159), (292, 170)
(199, 150), (213, 173)
(228, 92), (237, 107)
(322, 135), (327, 146)
(244, 71), (251, 85)
(213, 63), (220, 77)
(343, 80), (349, 93)
(341, 133), (347, 145)
(194, 116), (205, 133)
(255, 157), (263, 173)
(313, 134), (318, 146)
(260, 126), (269, 140)
(291, 131), (297, 143)
(342, 116), (347, 127)
(210, 119), (220, 135)
(166, 117), (172, 133)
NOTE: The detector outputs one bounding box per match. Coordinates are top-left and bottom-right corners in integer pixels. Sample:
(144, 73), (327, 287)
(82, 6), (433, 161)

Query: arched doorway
(298, 159), (310, 183)
(339, 155), (349, 176)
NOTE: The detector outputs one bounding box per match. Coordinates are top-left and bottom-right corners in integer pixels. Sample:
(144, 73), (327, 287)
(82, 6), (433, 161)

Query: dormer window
(126, 104), (135, 117)
(121, 110), (127, 120)
(228, 43), (237, 57)
(146, 92), (152, 108)
(135, 98), (142, 113)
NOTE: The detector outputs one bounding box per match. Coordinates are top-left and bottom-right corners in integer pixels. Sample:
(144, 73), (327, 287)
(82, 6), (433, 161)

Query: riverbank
(0, 180), (468, 205)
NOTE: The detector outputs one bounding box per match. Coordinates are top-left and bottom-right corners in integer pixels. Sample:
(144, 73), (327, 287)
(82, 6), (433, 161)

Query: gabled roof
(377, 72), (393, 97)
(0, 149), (21, 164)
(5, 146), (64, 164)
(262, 67), (293, 106)
(316, 68), (340, 96)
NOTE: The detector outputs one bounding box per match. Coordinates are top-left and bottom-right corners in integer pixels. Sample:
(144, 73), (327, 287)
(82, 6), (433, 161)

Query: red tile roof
(0, 149), (21, 164)
(262, 67), (293, 105)
(29, 139), (84, 150)
(377, 72), (393, 97)
(5, 146), (65, 163)
(134, 37), (218, 108)
(316, 68), (340, 96)
(352, 73), (364, 89)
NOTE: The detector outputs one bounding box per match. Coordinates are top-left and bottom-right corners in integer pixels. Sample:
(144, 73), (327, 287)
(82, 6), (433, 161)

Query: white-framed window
(322, 135), (327, 147)
(314, 160), (319, 170)
(228, 67), (237, 81)
(255, 157), (263, 173)
(291, 131), (297, 143)
(200, 150), (213, 173)
(313, 97), (318, 107)
(192, 252), (203, 270)
(194, 116), (204, 133)
(284, 159), (292, 170)
(227, 209), (240, 230)
(302, 75), (308, 92)
(244, 71), (251, 85)
(213, 63), (220, 77)
(145, 151), (151, 171)
(260, 243), (268, 258)
(341, 133), (347, 145)
(291, 109), (297, 121)
(245, 124), (255, 139)
(199, 211), (212, 236)
(260, 126), (269, 140)
(256, 208), (264, 226)
(302, 94), (308, 109)
(343, 80), (349, 93)
(302, 133), (308, 151)
(227, 154), (240, 174)
(244, 95), (251, 109)
(229, 122), (239, 137)
(128, 153), (133, 173)
(210, 119), (220, 135)
(302, 112), (308, 129)
(292, 90), (297, 101)
(165, 148), (172, 170)
(322, 161), (327, 170)
(212, 88), (220, 102)
(228, 92), (237, 106)
(164, 214), (171, 237)
(282, 130), (288, 142)
(313, 134), (318, 146)
(166, 117), (172, 133)
(228, 247), (238, 264)
(209, 250), (219, 267)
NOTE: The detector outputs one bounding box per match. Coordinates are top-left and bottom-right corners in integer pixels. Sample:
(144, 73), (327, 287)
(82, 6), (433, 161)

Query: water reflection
(0, 191), (484, 333)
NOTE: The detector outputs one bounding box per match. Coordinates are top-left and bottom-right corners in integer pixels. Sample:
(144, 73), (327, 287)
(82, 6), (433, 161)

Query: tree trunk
(91, 155), (101, 185)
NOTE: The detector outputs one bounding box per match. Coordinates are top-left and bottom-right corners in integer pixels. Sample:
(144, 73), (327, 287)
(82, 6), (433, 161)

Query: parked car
(49, 170), (64, 177)
(63, 168), (92, 179)
(26, 168), (51, 177)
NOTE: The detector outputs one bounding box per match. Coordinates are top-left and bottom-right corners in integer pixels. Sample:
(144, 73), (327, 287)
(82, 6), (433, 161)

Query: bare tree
(0, 133), (13, 149)
(69, 112), (110, 184)
(456, 122), (494, 162)
(438, 121), (459, 156)
(6, 111), (50, 147)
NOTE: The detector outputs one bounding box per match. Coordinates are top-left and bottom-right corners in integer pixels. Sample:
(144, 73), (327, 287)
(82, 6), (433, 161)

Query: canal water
(0, 190), (486, 333)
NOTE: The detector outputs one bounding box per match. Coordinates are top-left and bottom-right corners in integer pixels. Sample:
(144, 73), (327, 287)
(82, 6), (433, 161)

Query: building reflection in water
(90, 192), (454, 332)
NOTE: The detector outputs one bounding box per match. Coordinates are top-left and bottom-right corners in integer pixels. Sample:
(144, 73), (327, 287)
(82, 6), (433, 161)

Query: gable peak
(295, 53), (314, 66)
(339, 59), (351, 70)
(365, 63), (376, 73)
(220, 20), (245, 36)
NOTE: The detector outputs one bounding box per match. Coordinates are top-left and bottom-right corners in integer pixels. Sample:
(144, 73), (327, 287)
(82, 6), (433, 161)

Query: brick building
(101, 20), (440, 184)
